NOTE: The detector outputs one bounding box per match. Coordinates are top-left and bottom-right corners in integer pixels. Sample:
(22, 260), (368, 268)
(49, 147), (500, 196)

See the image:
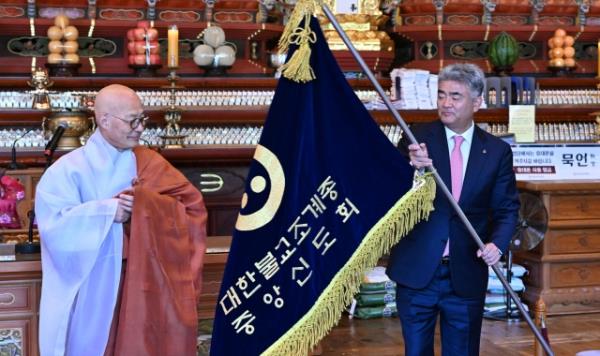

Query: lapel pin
(482, 149), (487, 154)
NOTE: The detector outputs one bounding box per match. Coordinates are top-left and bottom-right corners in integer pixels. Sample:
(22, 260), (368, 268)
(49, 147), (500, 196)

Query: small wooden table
(0, 253), (42, 356)
(515, 180), (600, 315)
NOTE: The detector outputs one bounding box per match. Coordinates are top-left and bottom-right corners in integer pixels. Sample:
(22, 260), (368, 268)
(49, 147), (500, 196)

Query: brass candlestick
(161, 68), (186, 148)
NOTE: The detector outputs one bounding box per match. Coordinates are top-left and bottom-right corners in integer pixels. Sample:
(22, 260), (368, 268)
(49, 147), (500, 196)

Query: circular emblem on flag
(235, 144), (285, 231)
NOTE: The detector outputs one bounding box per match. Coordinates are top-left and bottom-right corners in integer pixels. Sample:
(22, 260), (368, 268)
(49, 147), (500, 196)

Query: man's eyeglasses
(110, 114), (150, 130)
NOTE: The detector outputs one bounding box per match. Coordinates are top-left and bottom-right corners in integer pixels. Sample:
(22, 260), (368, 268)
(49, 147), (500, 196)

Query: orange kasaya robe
(106, 147), (207, 356)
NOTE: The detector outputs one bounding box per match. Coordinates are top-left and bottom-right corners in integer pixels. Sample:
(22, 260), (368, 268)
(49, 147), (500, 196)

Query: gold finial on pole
(533, 298), (547, 356)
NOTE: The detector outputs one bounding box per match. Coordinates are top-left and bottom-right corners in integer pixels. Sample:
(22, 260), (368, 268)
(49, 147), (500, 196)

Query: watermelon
(488, 32), (519, 69)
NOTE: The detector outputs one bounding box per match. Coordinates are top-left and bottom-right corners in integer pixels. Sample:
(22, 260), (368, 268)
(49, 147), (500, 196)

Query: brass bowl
(43, 109), (95, 149)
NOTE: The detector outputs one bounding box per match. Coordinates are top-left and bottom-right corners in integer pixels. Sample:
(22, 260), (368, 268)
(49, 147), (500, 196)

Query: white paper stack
(427, 74), (438, 109)
(415, 70), (433, 109)
(390, 68), (442, 110)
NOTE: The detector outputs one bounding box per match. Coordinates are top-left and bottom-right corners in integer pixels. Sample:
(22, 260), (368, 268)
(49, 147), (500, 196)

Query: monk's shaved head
(95, 84), (139, 118)
(94, 84), (145, 150)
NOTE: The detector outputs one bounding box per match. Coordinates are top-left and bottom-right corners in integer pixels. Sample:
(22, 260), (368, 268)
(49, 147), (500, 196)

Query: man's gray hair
(438, 63), (485, 99)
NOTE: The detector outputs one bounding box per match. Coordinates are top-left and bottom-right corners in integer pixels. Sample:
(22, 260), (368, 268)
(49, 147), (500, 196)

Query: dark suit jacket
(386, 120), (520, 298)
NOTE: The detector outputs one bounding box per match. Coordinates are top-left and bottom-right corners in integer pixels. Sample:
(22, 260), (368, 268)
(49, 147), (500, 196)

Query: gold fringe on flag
(278, 0), (319, 82)
(262, 173), (436, 356)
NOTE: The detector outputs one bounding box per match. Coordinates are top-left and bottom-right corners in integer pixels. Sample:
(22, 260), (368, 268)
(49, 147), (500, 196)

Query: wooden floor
(319, 313), (600, 355)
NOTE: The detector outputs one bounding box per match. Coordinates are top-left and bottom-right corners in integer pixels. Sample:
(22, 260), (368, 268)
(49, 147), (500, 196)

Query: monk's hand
(477, 242), (502, 266)
(114, 205), (130, 223)
(408, 143), (432, 170)
(114, 192), (134, 223)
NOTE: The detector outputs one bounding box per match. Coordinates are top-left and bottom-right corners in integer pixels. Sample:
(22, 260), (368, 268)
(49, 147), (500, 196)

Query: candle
(597, 40), (600, 78)
(168, 25), (179, 68)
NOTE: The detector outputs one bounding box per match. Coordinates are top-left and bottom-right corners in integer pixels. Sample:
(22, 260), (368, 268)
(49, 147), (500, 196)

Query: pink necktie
(443, 135), (464, 257)
(450, 135), (464, 201)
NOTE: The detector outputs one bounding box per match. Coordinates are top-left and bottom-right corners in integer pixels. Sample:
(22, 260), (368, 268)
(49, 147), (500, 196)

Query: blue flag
(211, 5), (435, 356)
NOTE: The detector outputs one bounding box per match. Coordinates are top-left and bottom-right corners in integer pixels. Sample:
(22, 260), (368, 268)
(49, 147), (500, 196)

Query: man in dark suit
(386, 63), (520, 356)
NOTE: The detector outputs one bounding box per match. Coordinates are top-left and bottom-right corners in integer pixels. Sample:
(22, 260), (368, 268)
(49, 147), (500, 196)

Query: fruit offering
(46, 14), (79, 64)
(127, 21), (161, 66)
(193, 25), (236, 68)
(488, 31), (519, 70)
(548, 28), (576, 68)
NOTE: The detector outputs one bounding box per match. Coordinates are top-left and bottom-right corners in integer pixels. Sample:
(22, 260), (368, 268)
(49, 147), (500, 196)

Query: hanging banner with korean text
(211, 4), (436, 355)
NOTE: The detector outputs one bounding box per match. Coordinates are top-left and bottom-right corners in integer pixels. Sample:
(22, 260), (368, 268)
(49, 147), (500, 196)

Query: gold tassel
(279, 27), (316, 83)
(262, 174), (436, 356)
(278, 0), (318, 83)
(279, 0), (317, 54)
